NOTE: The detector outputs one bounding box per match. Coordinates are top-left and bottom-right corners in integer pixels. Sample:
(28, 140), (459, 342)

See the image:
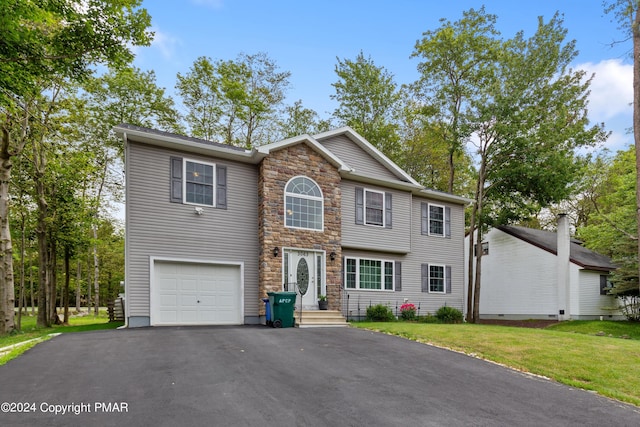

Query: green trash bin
(267, 291), (297, 328)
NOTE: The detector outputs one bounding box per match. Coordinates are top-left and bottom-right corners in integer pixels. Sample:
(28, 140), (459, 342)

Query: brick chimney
(556, 213), (571, 321)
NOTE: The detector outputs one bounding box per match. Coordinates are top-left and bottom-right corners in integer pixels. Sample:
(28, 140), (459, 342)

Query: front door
(284, 250), (324, 309)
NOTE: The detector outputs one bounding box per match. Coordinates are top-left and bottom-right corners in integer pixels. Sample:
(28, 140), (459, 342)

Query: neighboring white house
(465, 215), (622, 321)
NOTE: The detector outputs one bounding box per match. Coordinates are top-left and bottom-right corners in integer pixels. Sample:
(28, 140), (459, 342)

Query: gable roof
(113, 123), (473, 205)
(496, 225), (617, 272)
(313, 127), (420, 186)
(256, 133), (352, 172)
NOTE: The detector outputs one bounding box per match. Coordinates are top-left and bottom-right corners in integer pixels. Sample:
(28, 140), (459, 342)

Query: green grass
(353, 321), (640, 407)
(546, 320), (640, 339)
(0, 310), (123, 365)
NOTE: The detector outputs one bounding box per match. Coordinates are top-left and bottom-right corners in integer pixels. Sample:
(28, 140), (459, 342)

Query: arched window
(285, 176), (323, 230)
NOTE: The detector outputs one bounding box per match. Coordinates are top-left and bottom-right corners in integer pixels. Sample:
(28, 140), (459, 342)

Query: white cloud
(150, 27), (181, 60)
(577, 59), (633, 122)
(191, 0), (223, 8)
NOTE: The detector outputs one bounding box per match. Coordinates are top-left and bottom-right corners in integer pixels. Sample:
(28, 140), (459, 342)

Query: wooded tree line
(0, 2), (637, 333)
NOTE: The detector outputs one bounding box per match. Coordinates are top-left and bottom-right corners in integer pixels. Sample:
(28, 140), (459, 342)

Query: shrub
(400, 303), (417, 321)
(435, 306), (463, 323)
(366, 304), (395, 322)
(417, 314), (439, 323)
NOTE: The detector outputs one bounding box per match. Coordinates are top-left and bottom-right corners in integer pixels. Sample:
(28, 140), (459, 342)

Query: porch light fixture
(194, 207), (204, 215)
(329, 251), (336, 261)
(273, 247), (279, 257)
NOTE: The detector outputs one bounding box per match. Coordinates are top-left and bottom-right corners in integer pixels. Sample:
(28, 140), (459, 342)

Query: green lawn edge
(0, 314), (123, 366)
(352, 321), (640, 407)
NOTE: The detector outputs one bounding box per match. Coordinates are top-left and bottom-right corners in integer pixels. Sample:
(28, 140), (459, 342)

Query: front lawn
(353, 321), (640, 407)
(0, 310), (123, 365)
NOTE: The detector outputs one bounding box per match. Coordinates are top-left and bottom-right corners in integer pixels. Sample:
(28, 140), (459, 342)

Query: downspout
(556, 213), (571, 321)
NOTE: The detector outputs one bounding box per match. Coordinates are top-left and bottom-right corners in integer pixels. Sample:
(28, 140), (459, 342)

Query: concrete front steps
(295, 310), (348, 328)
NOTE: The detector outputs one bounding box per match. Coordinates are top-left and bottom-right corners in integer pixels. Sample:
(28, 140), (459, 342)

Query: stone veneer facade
(258, 143), (342, 311)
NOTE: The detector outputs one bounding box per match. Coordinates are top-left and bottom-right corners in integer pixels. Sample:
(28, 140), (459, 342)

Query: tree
(75, 66), (181, 315)
(0, 0), (152, 333)
(578, 147), (638, 295)
(411, 7), (499, 193)
(605, 0), (640, 296)
(275, 100), (332, 140)
(395, 94), (474, 194)
(331, 51), (401, 156)
(416, 9), (607, 322)
(177, 53), (291, 147)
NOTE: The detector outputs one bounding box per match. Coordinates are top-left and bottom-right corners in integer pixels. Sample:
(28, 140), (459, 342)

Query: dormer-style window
(285, 176), (323, 231)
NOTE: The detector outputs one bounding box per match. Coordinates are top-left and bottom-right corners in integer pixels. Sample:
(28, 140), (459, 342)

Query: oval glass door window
(297, 258), (309, 295)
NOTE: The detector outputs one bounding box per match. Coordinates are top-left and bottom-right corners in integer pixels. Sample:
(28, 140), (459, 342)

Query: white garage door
(152, 261), (242, 325)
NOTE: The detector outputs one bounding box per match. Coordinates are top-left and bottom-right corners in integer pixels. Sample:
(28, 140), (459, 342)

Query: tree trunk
(63, 247), (70, 324)
(49, 237), (59, 324)
(86, 253), (92, 314)
(471, 154), (488, 323)
(633, 6), (640, 296)
(93, 224), (100, 315)
(30, 258), (34, 316)
(76, 259), (82, 312)
(17, 215), (26, 330)
(466, 203), (477, 323)
(34, 140), (50, 327)
(0, 152), (15, 333)
(36, 223), (48, 327)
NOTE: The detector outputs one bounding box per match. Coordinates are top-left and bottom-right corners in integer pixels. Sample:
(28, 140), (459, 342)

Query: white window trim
(345, 256), (394, 291)
(284, 175), (324, 232)
(428, 203), (445, 237)
(364, 188), (385, 227)
(428, 263), (446, 294)
(183, 158), (216, 207)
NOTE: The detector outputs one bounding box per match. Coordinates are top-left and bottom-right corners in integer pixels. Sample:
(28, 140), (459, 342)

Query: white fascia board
(313, 126), (420, 186)
(341, 170), (423, 192)
(114, 126), (255, 162)
(257, 134), (352, 172)
(418, 188), (474, 206)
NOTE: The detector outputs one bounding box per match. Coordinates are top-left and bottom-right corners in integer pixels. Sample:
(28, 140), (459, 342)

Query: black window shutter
(445, 207), (451, 238)
(600, 275), (608, 295)
(385, 192), (392, 229)
(170, 157), (183, 203)
(355, 187), (364, 224)
(216, 165), (227, 209)
(421, 263), (429, 292)
(446, 265), (452, 293)
(421, 203), (428, 235)
(394, 261), (401, 291)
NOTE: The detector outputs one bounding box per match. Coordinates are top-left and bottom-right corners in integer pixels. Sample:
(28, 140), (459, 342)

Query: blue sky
(133, 0), (633, 152)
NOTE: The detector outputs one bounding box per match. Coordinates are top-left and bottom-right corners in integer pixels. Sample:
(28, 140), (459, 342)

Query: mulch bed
(477, 319), (559, 329)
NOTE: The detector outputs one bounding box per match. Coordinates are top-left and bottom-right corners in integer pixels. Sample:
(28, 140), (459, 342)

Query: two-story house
(115, 124), (470, 327)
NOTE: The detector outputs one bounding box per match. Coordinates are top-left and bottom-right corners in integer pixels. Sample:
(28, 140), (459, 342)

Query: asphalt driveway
(0, 326), (639, 426)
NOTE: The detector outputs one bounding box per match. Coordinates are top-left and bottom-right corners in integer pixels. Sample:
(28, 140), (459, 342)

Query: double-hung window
(170, 156), (227, 209)
(285, 176), (323, 230)
(355, 187), (392, 228)
(420, 202), (450, 237)
(421, 263), (451, 294)
(185, 160), (215, 206)
(365, 190), (384, 226)
(345, 257), (394, 291)
(429, 204), (444, 236)
(429, 264), (445, 293)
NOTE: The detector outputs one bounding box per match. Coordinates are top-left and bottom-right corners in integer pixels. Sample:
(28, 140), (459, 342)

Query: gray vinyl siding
(126, 142), (259, 319)
(341, 196), (466, 317)
(341, 180), (411, 253)
(320, 135), (402, 182)
(404, 197), (465, 313)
